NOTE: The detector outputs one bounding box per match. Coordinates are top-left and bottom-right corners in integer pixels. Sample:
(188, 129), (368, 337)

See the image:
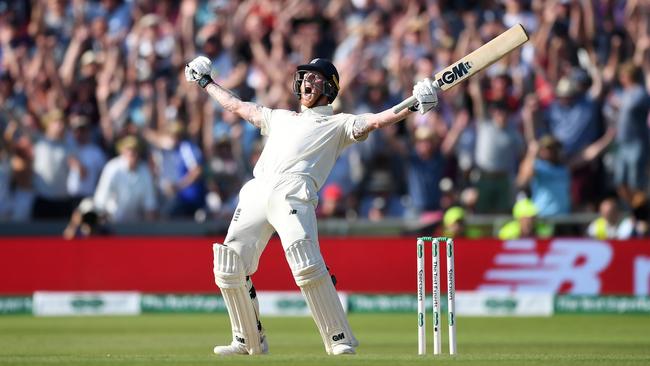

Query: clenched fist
(412, 78), (439, 114)
(185, 56), (213, 87)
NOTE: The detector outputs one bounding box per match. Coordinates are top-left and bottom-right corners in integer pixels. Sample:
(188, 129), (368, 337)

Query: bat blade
(393, 23), (529, 113)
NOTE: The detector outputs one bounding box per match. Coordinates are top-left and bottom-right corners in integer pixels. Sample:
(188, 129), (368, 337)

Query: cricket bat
(393, 23), (529, 113)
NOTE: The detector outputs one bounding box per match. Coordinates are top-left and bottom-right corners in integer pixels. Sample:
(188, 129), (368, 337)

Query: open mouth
(304, 86), (313, 95)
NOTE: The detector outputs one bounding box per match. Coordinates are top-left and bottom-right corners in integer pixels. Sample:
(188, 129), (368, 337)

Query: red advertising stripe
(0, 237), (649, 295)
(0, 237), (216, 293)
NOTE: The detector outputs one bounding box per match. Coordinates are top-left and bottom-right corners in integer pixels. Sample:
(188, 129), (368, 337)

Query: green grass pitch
(1, 313), (649, 365)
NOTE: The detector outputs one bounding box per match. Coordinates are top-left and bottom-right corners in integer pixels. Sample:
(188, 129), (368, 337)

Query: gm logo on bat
(436, 61), (474, 86)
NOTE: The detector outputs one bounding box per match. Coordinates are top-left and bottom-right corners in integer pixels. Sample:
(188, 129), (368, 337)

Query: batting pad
(213, 244), (263, 355)
(285, 240), (357, 354)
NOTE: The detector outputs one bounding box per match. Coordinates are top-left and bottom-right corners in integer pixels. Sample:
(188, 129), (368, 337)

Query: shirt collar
(300, 104), (334, 116)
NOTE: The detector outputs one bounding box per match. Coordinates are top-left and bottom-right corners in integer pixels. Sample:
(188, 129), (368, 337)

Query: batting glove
(412, 78), (439, 114)
(185, 56), (213, 88)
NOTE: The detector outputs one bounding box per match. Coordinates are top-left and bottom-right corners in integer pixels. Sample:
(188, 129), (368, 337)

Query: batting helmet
(293, 58), (340, 103)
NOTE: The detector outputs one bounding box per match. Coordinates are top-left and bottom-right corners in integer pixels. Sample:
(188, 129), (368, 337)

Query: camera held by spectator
(63, 198), (111, 240)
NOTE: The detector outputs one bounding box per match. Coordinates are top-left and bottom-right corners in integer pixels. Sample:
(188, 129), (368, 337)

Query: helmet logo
(331, 75), (339, 90)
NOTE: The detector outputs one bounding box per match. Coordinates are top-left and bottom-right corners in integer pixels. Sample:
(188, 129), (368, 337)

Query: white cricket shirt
(254, 105), (366, 190)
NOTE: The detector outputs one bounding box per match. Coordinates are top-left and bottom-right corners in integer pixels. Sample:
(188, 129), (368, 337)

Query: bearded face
(293, 71), (327, 107)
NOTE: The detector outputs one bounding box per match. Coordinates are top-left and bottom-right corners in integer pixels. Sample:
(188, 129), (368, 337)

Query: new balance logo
(332, 333), (345, 342)
(235, 336), (246, 344)
(479, 239), (613, 294)
(289, 209), (297, 215)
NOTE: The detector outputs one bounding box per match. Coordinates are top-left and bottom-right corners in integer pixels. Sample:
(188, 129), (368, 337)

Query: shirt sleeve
(343, 115), (369, 145)
(259, 106), (274, 136)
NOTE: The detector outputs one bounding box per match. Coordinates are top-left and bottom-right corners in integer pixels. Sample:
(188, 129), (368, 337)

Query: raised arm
(516, 141), (538, 188)
(351, 107), (411, 139)
(352, 78), (439, 139)
(568, 127), (616, 169)
(185, 56), (265, 129)
(203, 83), (265, 129)
(467, 77), (486, 121)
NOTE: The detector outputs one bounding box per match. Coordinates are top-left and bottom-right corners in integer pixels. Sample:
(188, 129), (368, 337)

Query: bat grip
(392, 96), (417, 114)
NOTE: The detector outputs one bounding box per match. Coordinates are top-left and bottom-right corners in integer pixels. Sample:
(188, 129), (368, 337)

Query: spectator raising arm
(567, 127), (617, 169)
(59, 25), (89, 87)
(517, 140), (539, 188)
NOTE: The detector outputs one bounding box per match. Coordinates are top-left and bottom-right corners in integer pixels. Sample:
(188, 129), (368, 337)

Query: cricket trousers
(222, 174), (320, 275)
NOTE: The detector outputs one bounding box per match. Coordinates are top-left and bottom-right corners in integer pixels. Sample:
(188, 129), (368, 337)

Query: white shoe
(213, 341), (248, 355)
(331, 344), (356, 355)
(213, 336), (269, 355)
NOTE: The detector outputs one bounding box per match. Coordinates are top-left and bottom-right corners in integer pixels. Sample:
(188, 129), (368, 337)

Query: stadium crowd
(0, 0), (648, 239)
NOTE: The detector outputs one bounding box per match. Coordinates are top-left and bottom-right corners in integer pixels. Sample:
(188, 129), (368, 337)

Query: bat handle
(392, 95), (417, 114)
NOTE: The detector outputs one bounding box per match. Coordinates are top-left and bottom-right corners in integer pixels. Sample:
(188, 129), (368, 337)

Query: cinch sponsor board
(33, 291), (140, 316)
(140, 292), (348, 316)
(3, 293), (650, 316)
(456, 291), (553, 316)
(348, 294), (449, 313)
(555, 295), (650, 314)
(347, 293), (553, 316)
(141, 294), (226, 313)
(1, 237), (649, 295)
(0, 296), (32, 314)
(258, 291), (348, 316)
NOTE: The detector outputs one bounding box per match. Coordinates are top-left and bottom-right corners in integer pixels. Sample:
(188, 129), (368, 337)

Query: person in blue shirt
(609, 62), (650, 207)
(168, 122), (206, 217)
(517, 135), (570, 217)
(407, 126), (446, 214)
(518, 131), (615, 217)
(146, 121), (206, 218)
(545, 68), (606, 210)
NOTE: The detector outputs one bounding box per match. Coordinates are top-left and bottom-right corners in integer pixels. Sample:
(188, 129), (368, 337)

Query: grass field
(1, 313), (649, 365)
